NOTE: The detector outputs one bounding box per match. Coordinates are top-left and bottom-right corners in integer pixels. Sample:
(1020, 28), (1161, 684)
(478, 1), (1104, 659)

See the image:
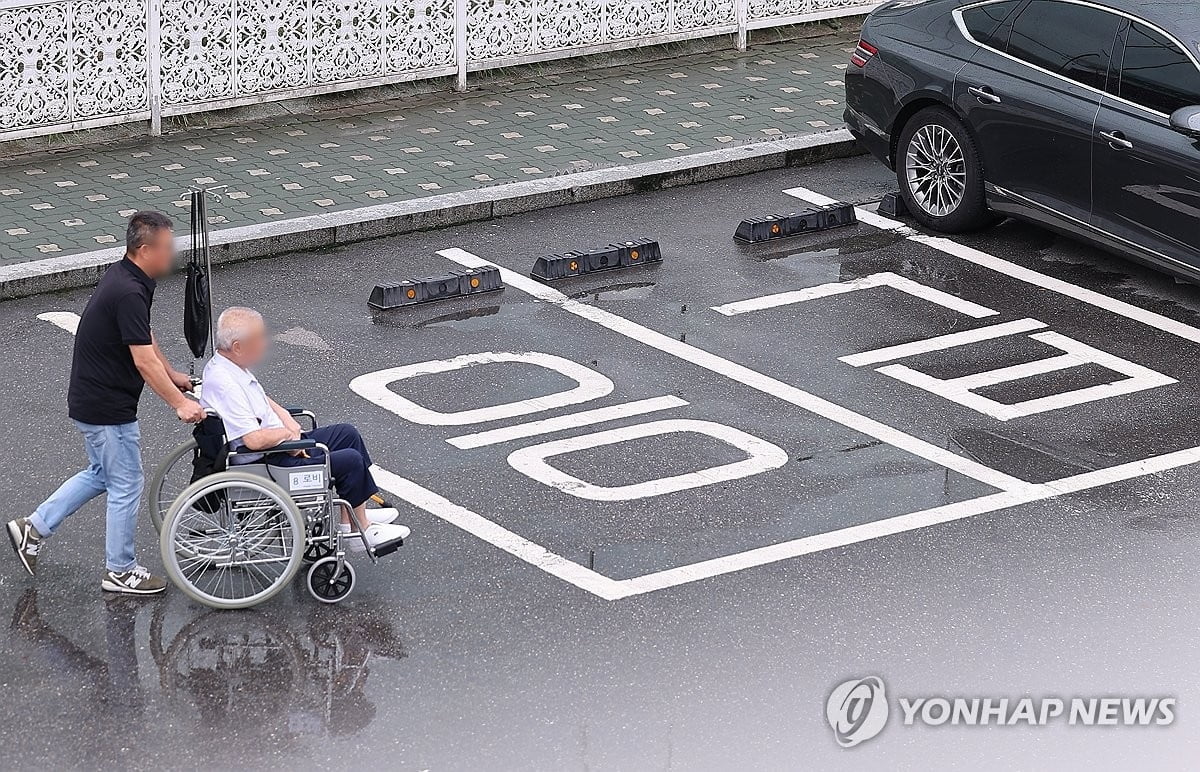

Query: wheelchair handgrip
(267, 439), (318, 453)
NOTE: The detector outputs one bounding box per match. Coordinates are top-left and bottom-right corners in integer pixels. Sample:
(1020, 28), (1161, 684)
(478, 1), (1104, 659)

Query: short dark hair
(125, 210), (174, 254)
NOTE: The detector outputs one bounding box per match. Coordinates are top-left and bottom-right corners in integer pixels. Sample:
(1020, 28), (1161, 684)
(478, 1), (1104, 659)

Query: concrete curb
(0, 128), (862, 301)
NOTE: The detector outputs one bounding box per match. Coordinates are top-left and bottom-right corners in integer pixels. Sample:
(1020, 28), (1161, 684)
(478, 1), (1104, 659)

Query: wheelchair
(147, 407), (397, 610)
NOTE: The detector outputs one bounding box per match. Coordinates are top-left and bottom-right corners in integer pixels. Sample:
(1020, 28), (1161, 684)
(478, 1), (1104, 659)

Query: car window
(960, 0), (1021, 50)
(1006, 0), (1122, 90)
(1117, 22), (1200, 115)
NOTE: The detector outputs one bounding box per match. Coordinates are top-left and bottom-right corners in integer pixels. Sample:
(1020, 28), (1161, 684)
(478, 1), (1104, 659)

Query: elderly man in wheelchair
(150, 307), (409, 608)
(202, 307), (410, 548)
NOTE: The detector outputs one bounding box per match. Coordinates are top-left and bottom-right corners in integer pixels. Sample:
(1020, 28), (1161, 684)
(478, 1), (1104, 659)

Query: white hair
(215, 307), (264, 352)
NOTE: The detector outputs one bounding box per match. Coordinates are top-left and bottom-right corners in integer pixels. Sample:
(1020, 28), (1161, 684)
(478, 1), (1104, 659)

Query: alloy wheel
(904, 123), (967, 218)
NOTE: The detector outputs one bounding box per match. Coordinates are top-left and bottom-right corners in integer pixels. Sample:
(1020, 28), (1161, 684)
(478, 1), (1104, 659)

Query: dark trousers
(270, 423), (378, 508)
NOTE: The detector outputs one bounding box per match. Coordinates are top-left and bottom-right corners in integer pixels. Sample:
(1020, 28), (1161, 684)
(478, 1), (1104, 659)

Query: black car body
(845, 0), (1200, 278)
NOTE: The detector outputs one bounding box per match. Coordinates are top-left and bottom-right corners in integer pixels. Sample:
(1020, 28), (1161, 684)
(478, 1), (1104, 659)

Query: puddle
(568, 282), (656, 302)
(750, 230), (909, 262)
(414, 305), (503, 330)
(372, 305), (503, 330)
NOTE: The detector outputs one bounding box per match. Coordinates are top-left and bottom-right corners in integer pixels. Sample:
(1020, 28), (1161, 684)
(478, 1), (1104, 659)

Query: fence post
(147, 0), (163, 135)
(735, 0), (748, 51)
(454, 0), (468, 91)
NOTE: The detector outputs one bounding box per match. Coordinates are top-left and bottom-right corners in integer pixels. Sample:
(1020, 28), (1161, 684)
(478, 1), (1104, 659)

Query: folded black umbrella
(184, 190), (212, 360)
(184, 261), (210, 359)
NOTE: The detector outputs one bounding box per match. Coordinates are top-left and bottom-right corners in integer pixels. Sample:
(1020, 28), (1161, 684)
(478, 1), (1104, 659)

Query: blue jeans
(30, 420), (143, 573)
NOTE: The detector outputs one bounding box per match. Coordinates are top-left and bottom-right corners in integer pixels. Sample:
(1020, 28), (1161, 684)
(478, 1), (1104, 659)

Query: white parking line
(879, 330), (1179, 421)
(350, 351), (614, 426)
(374, 442), (1200, 600)
(930, 352), (1081, 390)
(614, 443), (1200, 598)
(374, 186), (1200, 597)
(370, 465), (627, 600)
(712, 270), (999, 318)
(376, 194), (1200, 600)
(840, 318), (1048, 367)
(438, 247), (1027, 492)
(37, 311), (81, 335)
(507, 418), (789, 502)
(447, 395), (688, 449)
(783, 186), (1200, 345)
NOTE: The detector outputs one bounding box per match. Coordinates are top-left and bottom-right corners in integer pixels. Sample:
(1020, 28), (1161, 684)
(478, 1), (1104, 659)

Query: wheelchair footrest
(371, 538), (403, 559)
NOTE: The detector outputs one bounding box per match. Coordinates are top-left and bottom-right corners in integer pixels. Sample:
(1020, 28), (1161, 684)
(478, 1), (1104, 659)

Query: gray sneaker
(101, 565), (167, 595)
(6, 518), (41, 577)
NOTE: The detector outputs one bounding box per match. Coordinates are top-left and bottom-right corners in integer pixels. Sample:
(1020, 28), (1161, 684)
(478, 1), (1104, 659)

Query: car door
(1092, 19), (1200, 269)
(953, 0), (1123, 224)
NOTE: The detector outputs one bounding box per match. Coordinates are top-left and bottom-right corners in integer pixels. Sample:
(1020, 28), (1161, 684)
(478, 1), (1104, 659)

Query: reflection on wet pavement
(7, 589), (406, 759)
(412, 305), (503, 331)
(153, 602), (404, 738)
(746, 230), (909, 262)
(568, 282), (657, 302)
(10, 590), (144, 715)
(371, 304), (504, 330)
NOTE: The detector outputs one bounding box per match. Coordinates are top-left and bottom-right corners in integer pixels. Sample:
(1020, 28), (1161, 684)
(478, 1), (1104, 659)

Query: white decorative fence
(0, 0), (876, 141)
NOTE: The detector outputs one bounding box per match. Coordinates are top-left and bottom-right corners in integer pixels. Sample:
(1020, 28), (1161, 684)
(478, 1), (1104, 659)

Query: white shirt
(200, 353), (284, 459)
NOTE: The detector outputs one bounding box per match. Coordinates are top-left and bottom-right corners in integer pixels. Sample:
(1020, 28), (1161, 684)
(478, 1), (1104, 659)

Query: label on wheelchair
(289, 469), (326, 491)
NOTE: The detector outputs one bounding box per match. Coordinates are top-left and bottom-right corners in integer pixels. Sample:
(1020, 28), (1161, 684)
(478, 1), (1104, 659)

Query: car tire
(896, 106), (995, 233)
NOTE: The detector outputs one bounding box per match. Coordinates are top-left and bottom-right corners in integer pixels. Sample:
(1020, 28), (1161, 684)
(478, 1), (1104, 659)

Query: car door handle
(1100, 130), (1134, 150)
(968, 85), (1001, 104)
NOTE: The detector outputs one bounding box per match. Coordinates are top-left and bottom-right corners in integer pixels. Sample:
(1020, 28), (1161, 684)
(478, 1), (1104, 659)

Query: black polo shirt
(67, 258), (157, 425)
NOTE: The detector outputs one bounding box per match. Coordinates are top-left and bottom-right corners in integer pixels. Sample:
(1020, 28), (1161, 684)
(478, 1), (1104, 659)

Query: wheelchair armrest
(266, 439), (318, 454)
(283, 406), (318, 430)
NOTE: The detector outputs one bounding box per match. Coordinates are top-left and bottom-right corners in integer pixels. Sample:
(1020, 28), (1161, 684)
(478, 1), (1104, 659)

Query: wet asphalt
(3, 155), (1200, 769)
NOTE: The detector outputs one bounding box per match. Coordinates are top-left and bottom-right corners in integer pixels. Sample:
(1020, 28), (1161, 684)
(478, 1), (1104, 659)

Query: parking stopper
(733, 202), (857, 243)
(368, 266), (502, 309)
(531, 239), (662, 280)
(878, 192), (908, 218)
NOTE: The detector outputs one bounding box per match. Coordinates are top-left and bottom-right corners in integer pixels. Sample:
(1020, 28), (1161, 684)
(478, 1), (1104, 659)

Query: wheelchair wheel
(161, 471), (306, 610)
(306, 557), (355, 604)
(148, 438), (200, 534)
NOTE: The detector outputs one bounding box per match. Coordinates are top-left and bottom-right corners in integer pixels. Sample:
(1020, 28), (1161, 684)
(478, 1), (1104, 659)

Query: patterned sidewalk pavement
(0, 28), (857, 267)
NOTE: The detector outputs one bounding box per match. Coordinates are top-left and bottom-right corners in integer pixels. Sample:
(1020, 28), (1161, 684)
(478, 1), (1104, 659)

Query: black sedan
(844, 0), (1200, 278)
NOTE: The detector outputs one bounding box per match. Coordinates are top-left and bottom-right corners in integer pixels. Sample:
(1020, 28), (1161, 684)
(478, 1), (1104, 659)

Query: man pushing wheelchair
(7, 210), (406, 606)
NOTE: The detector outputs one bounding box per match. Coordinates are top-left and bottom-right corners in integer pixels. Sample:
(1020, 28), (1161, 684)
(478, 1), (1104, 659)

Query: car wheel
(896, 106), (994, 233)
